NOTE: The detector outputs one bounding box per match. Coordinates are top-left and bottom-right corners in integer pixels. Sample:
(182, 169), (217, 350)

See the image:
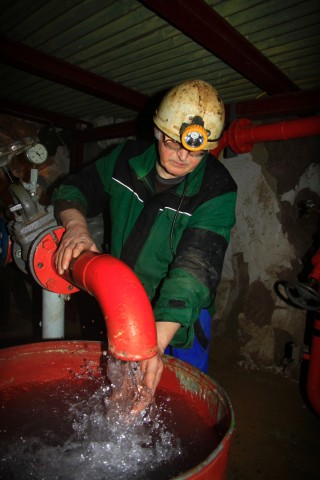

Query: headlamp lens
(181, 124), (208, 151)
(184, 131), (205, 148)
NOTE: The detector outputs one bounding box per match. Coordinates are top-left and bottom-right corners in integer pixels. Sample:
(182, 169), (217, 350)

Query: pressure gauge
(26, 143), (48, 164)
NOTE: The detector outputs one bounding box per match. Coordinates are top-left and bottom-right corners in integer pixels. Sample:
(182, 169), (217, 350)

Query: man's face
(157, 133), (206, 179)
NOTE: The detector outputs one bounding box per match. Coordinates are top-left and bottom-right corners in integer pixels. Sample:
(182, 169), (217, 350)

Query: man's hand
(55, 208), (99, 274)
(140, 351), (164, 393)
(140, 321), (181, 392)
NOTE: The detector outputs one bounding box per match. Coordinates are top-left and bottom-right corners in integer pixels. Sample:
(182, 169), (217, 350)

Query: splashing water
(106, 356), (155, 417)
(68, 356), (181, 479)
(0, 355), (184, 480)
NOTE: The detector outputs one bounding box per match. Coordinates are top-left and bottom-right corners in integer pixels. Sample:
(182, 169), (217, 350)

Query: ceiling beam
(139, 0), (300, 95)
(0, 36), (148, 111)
(77, 90), (320, 143)
(228, 90), (320, 120)
(74, 120), (138, 143)
(1, 88), (318, 142)
(0, 98), (92, 130)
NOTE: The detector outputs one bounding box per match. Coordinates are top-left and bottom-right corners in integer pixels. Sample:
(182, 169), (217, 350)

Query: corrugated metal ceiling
(0, 0), (319, 131)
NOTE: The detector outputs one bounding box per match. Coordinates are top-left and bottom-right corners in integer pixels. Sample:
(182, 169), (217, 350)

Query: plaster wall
(216, 136), (320, 374)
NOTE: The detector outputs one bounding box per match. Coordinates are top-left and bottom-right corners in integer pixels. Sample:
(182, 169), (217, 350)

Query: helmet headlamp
(180, 116), (210, 151)
(153, 80), (225, 151)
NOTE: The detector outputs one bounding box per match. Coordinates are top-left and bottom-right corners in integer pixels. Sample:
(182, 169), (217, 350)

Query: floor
(1, 274), (320, 480)
(209, 339), (320, 480)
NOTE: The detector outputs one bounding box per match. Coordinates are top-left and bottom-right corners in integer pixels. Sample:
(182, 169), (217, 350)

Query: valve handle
(275, 280), (320, 311)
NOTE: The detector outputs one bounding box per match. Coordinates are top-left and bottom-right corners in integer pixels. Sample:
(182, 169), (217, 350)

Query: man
(53, 79), (237, 392)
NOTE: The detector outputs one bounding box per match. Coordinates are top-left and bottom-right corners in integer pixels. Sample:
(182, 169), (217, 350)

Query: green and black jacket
(53, 140), (237, 348)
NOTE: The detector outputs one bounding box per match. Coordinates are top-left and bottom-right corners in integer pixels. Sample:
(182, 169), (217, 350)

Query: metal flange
(28, 226), (79, 294)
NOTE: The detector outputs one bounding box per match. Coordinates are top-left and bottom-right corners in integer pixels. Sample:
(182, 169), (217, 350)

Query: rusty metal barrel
(0, 341), (234, 479)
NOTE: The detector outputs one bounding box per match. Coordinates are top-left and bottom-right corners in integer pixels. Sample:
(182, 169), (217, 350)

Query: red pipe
(307, 250), (320, 416)
(31, 228), (157, 362)
(212, 116), (320, 157)
(310, 250), (320, 282)
(66, 251), (158, 362)
(306, 313), (320, 417)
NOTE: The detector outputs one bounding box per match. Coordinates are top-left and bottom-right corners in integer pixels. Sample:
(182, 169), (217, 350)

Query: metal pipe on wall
(42, 289), (65, 339)
(212, 116), (320, 157)
(306, 314), (320, 417)
(307, 253), (320, 416)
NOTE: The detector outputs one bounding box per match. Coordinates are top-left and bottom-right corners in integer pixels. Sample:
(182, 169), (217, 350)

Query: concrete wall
(215, 135), (320, 374)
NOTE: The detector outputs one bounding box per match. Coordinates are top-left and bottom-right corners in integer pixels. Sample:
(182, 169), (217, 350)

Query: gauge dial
(26, 143), (48, 164)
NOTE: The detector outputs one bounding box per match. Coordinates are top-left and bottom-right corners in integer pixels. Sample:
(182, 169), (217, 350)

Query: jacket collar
(128, 141), (208, 196)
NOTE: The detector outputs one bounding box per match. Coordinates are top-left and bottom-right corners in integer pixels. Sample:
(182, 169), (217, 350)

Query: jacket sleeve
(153, 190), (236, 348)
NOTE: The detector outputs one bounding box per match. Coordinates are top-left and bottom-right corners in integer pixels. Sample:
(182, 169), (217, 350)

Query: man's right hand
(55, 208), (99, 275)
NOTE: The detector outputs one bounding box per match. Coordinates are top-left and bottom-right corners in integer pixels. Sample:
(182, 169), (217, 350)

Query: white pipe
(42, 289), (65, 339)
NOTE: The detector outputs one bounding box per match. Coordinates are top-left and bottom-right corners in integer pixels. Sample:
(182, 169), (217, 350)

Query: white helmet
(153, 79), (225, 151)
